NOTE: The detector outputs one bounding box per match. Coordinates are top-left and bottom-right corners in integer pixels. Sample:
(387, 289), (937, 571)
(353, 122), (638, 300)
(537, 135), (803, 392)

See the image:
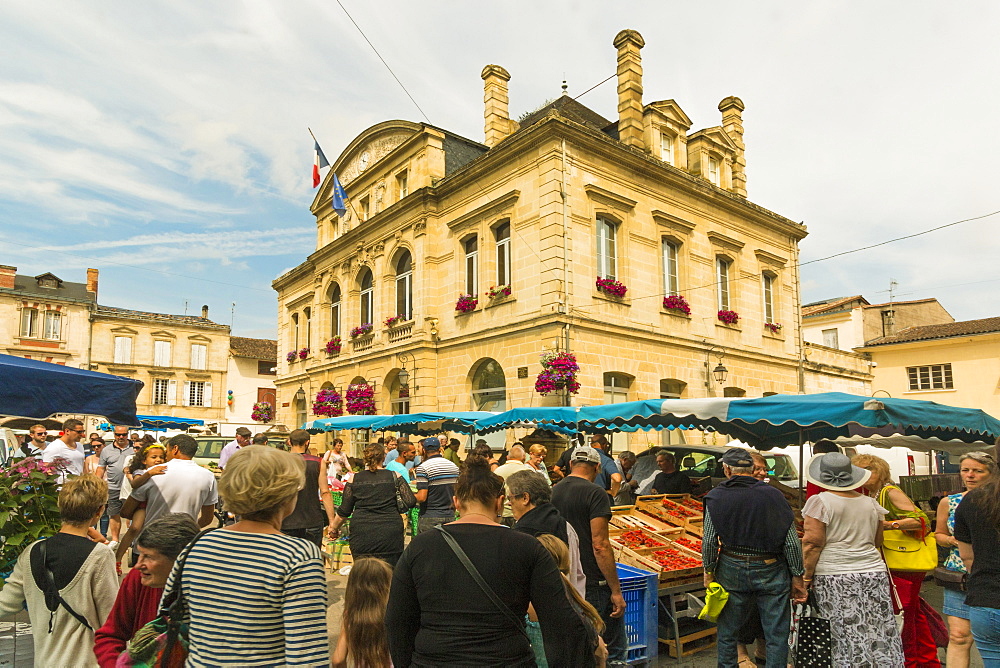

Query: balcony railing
(352, 335), (375, 352)
(387, 322), (413, 343)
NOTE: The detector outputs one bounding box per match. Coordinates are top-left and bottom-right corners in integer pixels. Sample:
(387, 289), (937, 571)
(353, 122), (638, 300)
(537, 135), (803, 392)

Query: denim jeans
(714, 554), (791, 668)
(969, 605), (1000, 666)
(586, 582), (628, 666)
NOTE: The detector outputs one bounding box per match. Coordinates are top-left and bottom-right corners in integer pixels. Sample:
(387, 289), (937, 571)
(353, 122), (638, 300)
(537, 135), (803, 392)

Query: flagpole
(310, 128), (363, 226)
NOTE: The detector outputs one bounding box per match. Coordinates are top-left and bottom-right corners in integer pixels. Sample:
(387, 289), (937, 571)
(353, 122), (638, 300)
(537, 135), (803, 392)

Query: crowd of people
(2, 418), (999, 667)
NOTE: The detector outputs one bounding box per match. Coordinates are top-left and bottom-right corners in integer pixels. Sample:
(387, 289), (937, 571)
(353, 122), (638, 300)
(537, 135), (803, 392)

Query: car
(629, 444), (799, 495)
(192, 436), (229, 470)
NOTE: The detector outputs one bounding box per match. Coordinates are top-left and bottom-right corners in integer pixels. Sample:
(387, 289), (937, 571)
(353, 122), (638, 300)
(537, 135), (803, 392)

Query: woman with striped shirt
(163, 445), (329, 666)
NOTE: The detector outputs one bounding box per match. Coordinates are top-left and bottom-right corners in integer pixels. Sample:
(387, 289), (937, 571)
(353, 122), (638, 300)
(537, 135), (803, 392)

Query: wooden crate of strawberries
(635, 495), (704, 530)
(611, 527), (682, 558)
(610, 507), (675, 534)
(618, 538), (703, 586)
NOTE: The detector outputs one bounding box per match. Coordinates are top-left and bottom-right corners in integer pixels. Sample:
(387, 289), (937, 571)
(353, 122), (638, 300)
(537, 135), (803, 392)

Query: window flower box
(596, 277), (627, 298)
(487, 284), (512, 301)
(662, 295), (691, 315)
(456, 294), (478, 313)
(251, 401), (273, 423)
(764, 322), (782, 335)
(312, 388), (344, 417)
(350, 323), (373, 339)
(384, 314), (406, 328)
(286, 351), (297, 363)
(717, 310), (740, 326)
(535, 351), (581, 396)
(298, 347), (310, 360)
(324, 337), (342, 355)
(346, 383), (376, 415)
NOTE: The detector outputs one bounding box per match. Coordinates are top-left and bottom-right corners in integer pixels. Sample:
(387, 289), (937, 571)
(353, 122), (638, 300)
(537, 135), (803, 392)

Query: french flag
(313, 141), (329, 188)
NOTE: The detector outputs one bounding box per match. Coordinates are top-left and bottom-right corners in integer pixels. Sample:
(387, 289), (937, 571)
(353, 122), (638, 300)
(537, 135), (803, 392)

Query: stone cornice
(583, 184), (637, 211)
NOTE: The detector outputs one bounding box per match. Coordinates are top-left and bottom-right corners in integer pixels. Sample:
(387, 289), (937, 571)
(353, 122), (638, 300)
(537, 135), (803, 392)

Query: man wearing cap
(217, 426), (251, 469)
(552, 445), (628, 666)
(412, 437), (460, 534)
(702, 447), (806, 668)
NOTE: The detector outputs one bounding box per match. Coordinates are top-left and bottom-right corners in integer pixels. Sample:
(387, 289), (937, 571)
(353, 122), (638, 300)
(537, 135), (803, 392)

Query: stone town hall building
(273, 29), (871, 447)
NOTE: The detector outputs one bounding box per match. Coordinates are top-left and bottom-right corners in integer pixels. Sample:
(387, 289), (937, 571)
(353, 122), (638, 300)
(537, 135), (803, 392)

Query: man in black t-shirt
(551, 445), (628, 666)
(281, 429), (336, 548)
(651, 451), (691, 495)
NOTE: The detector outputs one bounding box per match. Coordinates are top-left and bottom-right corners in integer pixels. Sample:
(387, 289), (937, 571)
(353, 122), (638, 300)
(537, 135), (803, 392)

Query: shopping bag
(697, 582), (729, 622)
(789, 596), (833, 668)
(920, 597), (949, 648)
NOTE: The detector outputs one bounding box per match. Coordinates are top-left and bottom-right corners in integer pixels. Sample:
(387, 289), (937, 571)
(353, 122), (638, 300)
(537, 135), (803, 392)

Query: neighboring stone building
(227, 336), (278, 428)
(857, 317), (1000, 416)
(802, 295), (954, 351)
(89, 305), (229, 424)
(273, 29), (872, 448)
(0, 264), (97, 367)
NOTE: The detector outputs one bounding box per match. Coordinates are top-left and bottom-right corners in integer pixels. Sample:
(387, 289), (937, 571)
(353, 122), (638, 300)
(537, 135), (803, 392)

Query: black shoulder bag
(32, 539), (93, 632)
(434, 525), (531, 643)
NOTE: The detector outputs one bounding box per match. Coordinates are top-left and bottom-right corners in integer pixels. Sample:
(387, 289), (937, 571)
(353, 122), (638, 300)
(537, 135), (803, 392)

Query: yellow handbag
(878, 486), (937, 572)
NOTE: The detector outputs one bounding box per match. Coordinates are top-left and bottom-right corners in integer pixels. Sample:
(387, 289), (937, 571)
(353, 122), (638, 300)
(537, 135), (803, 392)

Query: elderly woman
(853, 453), (939, 667)
(386, 456), (593, 666)
(526, 443), (552, 485)
(802, 453), (904, 667)
(0, 474), (117, 668)
(934, 452), (995, 667)
(162, 445), (329, 666)
(93, 513), (200, 667)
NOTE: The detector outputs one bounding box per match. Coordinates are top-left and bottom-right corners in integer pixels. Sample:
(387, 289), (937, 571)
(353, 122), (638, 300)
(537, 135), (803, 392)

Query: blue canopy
(368, 412), (496, 435)
(576, 392), (1000, 451)
(0, 353), (143, 426)
(472, 407), (582, 435)
(304, 414), (392, 433)
(99, 415), (206, 432)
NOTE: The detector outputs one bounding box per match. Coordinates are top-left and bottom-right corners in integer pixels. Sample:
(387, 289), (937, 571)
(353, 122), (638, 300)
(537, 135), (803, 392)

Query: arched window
(723, 386), (746, 397)
(390, 372), (410, 415)
(603, 372), (633, 451)
(463, 236), (478, 295)
(395, 251), (413, 320)
(495, 222), (511, 287)
(328, 283), (341, 337)
(471, 359), (506, 411)
(596, 217), (618, 279)
(358, 269), (374, 325)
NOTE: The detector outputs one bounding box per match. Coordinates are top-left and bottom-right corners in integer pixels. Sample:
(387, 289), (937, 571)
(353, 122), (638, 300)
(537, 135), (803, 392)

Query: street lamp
(713, 360), (729, 384)
(705, 345), (728, 390)
(397, 352), (416, 391)
(294, 385), (306, 403)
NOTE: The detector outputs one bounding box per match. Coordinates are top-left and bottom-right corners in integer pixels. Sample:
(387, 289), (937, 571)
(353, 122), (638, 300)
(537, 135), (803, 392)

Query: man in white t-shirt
(493, 445), (532, 526)
(121, 434), (218, 528)
(41, 417), (87, 480)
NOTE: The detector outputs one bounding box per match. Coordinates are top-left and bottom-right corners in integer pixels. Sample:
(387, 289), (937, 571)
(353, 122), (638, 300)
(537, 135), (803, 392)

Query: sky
(2, 1), (998, 338)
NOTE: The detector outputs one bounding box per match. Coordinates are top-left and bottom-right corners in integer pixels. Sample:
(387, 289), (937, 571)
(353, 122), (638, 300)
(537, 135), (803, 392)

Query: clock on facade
(359, 151), (370, 171)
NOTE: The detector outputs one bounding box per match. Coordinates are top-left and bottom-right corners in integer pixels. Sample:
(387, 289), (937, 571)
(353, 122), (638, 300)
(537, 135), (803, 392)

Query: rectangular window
(330, 301), (340, 338)
(43, 310), (61, 340)
(190, 343), (207, 370)
(464, 237), (478, 295)
(662, 239), (679, 295)
(907, 364), (954, 391)
(716, 258), (731, 310)
(661, 133), (674, 165)
(152, 378), (169, 405)
(396, 170), (408, 199)
(113, 336), (132, 364)
(762, 274), (775, 323)
(153, 340), (172, 367)
(257, 360), (277, 375)
(496, 223), (511, 287)
(822, 328), (839, 349)
(596, 217), (617, 280)
(19, 308), (39, 338)
(708, 156), (720, 185)
(188, 380), (205, 407)
(360, 196), (370, 221)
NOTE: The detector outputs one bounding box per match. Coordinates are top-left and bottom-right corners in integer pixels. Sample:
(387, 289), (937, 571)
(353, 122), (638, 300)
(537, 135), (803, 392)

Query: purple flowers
(764, 322), (782, 334)
(324, 337), (342, 354)
(312, 389), (344, 417)
(535, 351), (581, 396)
(251, 401), (273, 422)
(350, 323), (373, 339)
(596, 277), (627, 298)
(718, 310), (740, 325)
(346, 383), (376, 415)
(662, 295), (691, 315)
(455, 294), (478, 313)
(286, 351), (297, 363)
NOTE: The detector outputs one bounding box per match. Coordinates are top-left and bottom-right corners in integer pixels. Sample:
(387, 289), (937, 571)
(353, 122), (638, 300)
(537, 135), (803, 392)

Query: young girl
(323, 438), (350, 491)
(332, 557), (393, 668)
(113, 444), (167, 567)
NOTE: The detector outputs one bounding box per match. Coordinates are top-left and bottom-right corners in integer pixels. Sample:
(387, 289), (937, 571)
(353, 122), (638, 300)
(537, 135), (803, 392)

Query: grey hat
(720, 447), (754, 468)
(571, 445), (601, 465)
(806, 453), (872, 491)
(422, 437), (442, 451)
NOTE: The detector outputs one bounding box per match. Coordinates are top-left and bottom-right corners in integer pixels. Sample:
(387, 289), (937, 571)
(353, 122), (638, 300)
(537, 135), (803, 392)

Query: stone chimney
(201, 304), (209, 319)
(86, 268), (99, 296)
(614, 29), (645, 150)
(719, 96), (747, 197)
(0, 265), (15, 290)
(482, 65), (517, 147)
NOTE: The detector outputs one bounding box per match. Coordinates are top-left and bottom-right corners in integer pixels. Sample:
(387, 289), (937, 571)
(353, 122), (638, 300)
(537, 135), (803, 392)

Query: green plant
(0, 456), (65, 582)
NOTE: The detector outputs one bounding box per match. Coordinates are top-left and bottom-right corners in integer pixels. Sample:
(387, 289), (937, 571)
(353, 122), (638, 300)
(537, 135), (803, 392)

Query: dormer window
(660, 133), (674, 165)
(34, 273), (62, 289)
(708, 156), (720, 186)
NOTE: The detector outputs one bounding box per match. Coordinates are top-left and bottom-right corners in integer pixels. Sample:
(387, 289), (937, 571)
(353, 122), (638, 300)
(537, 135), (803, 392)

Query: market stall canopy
(368, 412), (496, 435)
(576, 393), (1000, 450)
(833, 433), (998, 456)
(472, 407), (582, 435)
(304, 414), (392, 433)
(99, 415), (205, 431)
(0, 354), (143, 426)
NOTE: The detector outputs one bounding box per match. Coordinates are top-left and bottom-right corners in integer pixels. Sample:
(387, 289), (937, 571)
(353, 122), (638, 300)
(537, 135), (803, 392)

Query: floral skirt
(812, 570), (904, 668)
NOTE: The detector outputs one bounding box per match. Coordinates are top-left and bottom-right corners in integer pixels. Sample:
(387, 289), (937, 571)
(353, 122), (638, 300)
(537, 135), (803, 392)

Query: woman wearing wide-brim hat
(800, 453), (905, 667)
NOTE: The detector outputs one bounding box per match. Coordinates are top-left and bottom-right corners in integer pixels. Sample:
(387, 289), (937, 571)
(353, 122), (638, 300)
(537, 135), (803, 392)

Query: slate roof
(4, 273), (95, 303)
(802, 295), (867, 317)
(517, 96), (616, 137)
(230, 336), (277, 360)
(94, 305), (229, 330)
(865, 316), (1000, 346)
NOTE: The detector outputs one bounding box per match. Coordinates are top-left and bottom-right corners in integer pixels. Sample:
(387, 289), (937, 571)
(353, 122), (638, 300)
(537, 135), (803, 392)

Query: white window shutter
(182, 380), (191, 407)
(203, 382), (213, 408)
(167, 379), (177, 406)
(124, 337), (132, 364)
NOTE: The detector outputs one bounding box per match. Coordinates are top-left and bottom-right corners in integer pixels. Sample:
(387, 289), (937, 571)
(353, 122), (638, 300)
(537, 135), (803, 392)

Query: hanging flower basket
(764, 322), (782, 334)
(662, 294), (691, 315)
(487, 284), (512, 301)
(286, 351), (297, 363)
(1, 457), (63, 581)
(312, 388), (344, 417)
(298, 347), (310, 360)
(350, 323), (373, 339)
(346, 383), (376, 415)
(384, 314), (406, 328)
(398, 385), (410, 399)
(324, 337), (342, 355)
(535, 351), (581, 396)
(717, 310), (740, 325)
(596, 277), (627, 298)
(251, 401), (273, 423)
(456, 294), (478, 313)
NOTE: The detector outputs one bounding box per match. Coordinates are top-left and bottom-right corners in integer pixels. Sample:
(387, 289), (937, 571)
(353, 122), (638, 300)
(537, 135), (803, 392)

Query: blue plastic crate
(617, 562), (658, 665)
